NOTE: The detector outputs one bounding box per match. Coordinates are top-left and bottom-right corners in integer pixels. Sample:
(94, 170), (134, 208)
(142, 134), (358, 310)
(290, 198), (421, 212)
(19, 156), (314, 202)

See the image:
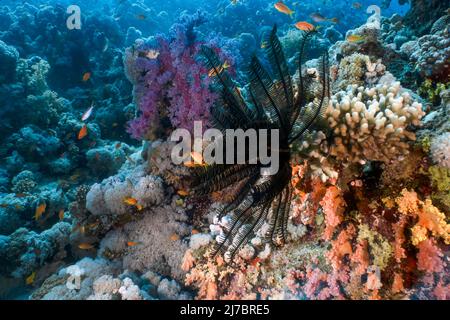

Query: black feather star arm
(191, 25), (330, 262)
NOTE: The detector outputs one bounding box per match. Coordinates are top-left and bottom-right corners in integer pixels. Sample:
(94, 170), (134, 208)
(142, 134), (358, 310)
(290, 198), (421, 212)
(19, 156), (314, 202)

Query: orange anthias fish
(347, 34), (365, 43)
(136, 14), (146, 20)
(78, 243), (95, 250)
(123, 197), (143, 211)
(170, 234), (180, 241)
(274, 1), (294, 17)
(127, 241), (140, 247)
(26, 272), (36, 285)
(34, 203), (46, 220)
(82, 72), (91, 82)
(177, 190), (189, 197)
(81, 104), (94, 121)
(295, 21), (315, 31)
(123, 197), (138, 206)
(58, 209), (65, 221)
(78, 124), (88, 140)
(309, 12), (338, 23)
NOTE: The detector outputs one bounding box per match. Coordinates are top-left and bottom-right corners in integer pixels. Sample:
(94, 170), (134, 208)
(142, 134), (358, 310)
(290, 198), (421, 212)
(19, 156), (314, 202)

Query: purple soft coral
(124, 11), (240, 140)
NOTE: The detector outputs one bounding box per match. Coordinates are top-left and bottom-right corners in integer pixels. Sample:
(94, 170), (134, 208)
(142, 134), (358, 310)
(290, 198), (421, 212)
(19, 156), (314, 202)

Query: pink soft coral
(124, 12), (239, 140)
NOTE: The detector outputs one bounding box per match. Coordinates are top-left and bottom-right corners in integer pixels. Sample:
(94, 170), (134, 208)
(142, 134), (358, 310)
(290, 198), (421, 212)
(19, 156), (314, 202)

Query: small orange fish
(136, 204), (144, 211)
(170, 234), (180, 241)
(81, 104), (94, 121)
(177, 190), (189, 197)
(26, 272), (36, 285)
(123, 197), (138, 206)
(78, 243), (95, 250)
(274, 1), (294, 17)
(136, 14), (146, 20)
(191, 229), (199, 235)
(295, 21), (315, 31)
(58, 209), (65, 221)
(127, 241), (140, 247)
(347, 34), (365, 43)
(82, 72), (91, 82)
(78, 124), (88, 140)
(34, 203), (46, 220)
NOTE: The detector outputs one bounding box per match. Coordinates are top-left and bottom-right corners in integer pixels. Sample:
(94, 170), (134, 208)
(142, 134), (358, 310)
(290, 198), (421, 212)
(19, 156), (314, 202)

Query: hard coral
(326, 82), (424, 164)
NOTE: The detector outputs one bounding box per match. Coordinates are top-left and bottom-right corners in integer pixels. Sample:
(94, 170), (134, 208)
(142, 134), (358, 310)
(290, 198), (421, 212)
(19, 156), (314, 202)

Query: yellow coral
(411, 225), (428, 246)
(396, 188), (449, 245)
(395, 189), (419, 214)
(428, 166), (450, 208)
(357, 224), (392, 271)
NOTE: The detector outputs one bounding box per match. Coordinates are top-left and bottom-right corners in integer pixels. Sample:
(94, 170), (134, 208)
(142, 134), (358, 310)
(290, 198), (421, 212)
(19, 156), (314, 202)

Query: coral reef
(0, 0), (448, 302)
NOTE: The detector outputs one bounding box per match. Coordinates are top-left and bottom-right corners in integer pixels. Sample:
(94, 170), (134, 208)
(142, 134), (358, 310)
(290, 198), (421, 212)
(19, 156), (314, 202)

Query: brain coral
(326, 82), (424, 164)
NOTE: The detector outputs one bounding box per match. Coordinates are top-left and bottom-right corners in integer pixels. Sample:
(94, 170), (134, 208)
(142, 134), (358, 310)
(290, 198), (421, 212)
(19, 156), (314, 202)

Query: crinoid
(192, 25), (330, 261)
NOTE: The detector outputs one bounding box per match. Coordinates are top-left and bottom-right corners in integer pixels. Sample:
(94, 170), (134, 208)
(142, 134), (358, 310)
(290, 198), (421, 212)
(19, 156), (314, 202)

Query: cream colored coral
(326, 83), (424, 164)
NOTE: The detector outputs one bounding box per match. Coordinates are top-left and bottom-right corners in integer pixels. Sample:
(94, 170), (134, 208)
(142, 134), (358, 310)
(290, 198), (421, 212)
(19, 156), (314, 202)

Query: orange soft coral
(320, 186), (346, 240)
